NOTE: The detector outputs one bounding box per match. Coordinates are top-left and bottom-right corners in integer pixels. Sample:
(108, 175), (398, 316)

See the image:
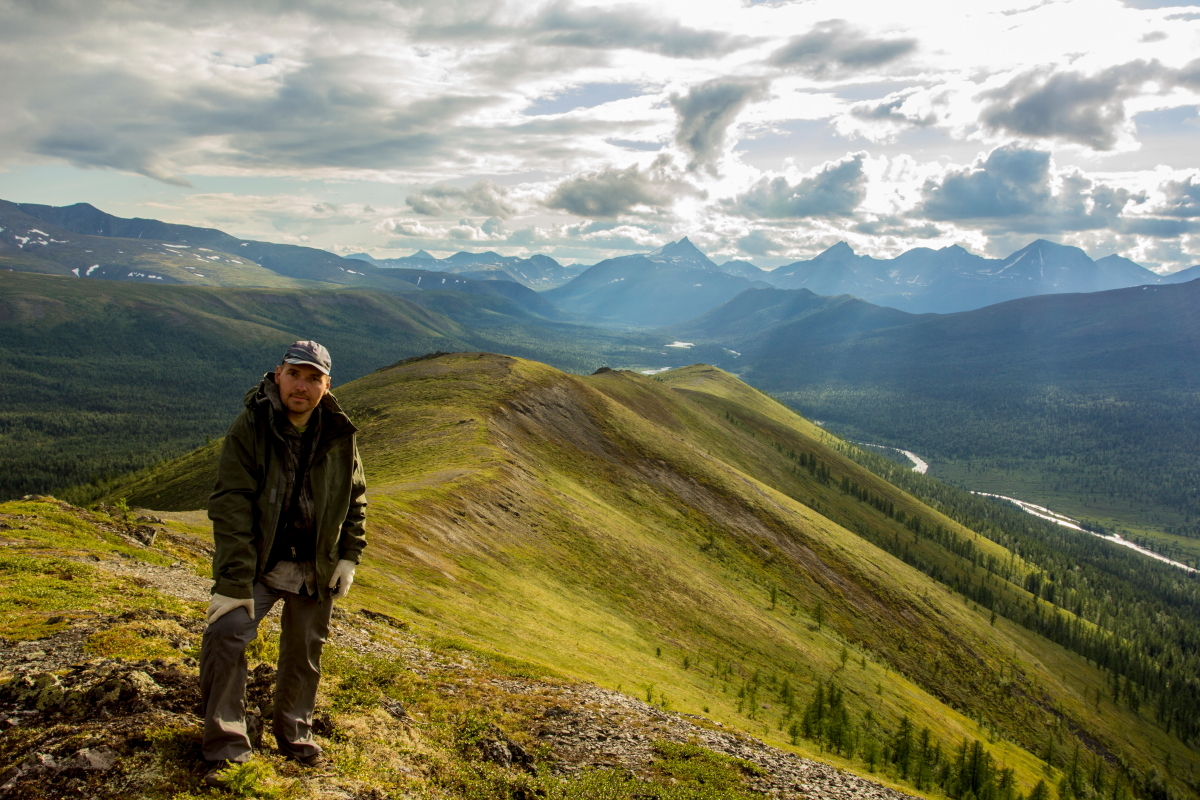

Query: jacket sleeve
(207, 410), (263, 599)
(337, 437), (368, 564)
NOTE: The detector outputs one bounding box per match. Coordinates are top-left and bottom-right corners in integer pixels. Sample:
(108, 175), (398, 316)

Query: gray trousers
(199, 581), (333, 762)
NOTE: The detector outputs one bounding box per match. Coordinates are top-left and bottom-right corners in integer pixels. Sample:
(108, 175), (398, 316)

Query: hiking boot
(298, 752), (333, 774)
(202, 760), (236, 789)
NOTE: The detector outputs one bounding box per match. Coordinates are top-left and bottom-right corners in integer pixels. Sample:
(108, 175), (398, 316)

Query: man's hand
(207, 593), (255, 625)
(329, 560), (357, 600)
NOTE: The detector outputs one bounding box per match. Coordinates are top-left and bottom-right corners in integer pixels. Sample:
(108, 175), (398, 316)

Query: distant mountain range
(545, 236), (1198, 322)
(763, 239), (1200, 313)
(348, 249), (586, 289)
(0, 200), (563, 320)
(669, 280), (1200, 392)
(523, 234), (1199, 325)
(5, 199), (1198, 329)
(543, 237), (773, 328)
(366, 235), (1199, 322)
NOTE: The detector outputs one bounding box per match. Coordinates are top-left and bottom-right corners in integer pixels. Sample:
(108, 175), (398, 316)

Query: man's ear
(274, 364), (284, 381)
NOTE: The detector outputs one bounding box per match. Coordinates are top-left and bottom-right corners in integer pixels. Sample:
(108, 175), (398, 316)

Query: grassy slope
(0, 270), (690, 502)
(0, 271), (473, 500)
(0, 497), (812, 800)
(104, 353), (1197, 799)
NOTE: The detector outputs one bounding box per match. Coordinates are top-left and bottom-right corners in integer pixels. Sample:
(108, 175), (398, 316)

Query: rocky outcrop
(0, 659), (201, 798)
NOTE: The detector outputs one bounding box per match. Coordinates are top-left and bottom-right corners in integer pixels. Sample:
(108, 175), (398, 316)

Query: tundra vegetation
(2, 354), (1191, 799)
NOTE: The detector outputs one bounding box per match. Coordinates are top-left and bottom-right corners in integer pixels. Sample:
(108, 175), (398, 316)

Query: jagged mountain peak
(648, 237), (716, 267)
(811, 241), (859, 260)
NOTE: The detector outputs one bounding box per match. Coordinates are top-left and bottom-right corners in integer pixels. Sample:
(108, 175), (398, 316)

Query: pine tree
(892, 715), (913, 779)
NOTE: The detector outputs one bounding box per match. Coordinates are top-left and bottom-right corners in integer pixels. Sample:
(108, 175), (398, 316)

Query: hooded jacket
(207, 373), (367, 601)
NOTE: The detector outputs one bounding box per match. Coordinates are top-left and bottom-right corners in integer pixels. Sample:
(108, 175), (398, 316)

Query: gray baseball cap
(282, 340), (331, 375)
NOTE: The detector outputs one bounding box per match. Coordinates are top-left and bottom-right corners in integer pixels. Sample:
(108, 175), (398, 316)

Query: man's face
(274, 362), (330, 417)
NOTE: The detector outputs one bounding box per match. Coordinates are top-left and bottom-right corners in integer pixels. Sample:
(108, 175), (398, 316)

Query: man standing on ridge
(199, 340), (367, 788)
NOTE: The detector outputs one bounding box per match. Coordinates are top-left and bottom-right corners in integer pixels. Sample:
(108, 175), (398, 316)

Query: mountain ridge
(543, 245), (772, 328)
(90, 352), (1200, 800)
(0, 199), (564, 320)
(7, 198), (1198, 325)
(762, 238), (1176, 313)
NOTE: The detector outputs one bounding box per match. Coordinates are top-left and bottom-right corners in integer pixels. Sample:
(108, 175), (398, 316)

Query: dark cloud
(724, 154), (866, 219)
(197, 57), (508, 169)
(1, 33), (527, 184)
(978, 61), (1162, 149)
(768, 20), (916, 79)
(670, 78), (769, 174)
(545, 156), (695, 217)
(462, 43), (612, 88)
(32, 120), (194, 187)
(406, 180), (517, 219)
(1159, 174), (1200, 217)
(0, 3), (659, 184)
(849, 92), (938, 128)
(917, 145), (1143, 233)
(1178, 57), (1200, 87)
(922, 147), (1054, 219)
(409, 0), (757, 58)
(530, 2), (757, 59)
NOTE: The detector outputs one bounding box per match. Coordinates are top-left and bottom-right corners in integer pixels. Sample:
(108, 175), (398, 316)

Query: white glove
(329, 559), (357, 600)
(207, 593), (255, 624)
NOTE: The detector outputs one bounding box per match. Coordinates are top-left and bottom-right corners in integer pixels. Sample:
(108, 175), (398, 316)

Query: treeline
(794, 680), (1029, 800)
(821, 439), (1200, 748)
(748, 415), (1200, 752)
(724, 663), (1138, 800)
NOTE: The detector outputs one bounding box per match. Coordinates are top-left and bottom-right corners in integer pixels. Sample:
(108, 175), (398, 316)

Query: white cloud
(1, 0), (1198, 267)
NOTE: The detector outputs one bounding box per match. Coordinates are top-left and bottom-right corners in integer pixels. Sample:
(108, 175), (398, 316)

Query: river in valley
(971, 492), (1196, 574)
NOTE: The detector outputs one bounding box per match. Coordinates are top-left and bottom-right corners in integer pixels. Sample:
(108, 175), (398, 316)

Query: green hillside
(0, 271), (471, 501)
(0, 271), (688, 503)
(667, 282), (1200, 550)
(102, 353), (1199, 800)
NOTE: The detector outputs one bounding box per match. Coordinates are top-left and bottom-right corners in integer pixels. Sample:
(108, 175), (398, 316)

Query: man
(199, 340), (367, 787)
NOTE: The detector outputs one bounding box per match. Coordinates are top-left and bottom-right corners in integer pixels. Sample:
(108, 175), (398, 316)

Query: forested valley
(822, 437), (1200, 748)
(774, 384), (1200, 542)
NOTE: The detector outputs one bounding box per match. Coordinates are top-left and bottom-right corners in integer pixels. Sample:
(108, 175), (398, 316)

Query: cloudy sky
(3, 0), (1200, 271)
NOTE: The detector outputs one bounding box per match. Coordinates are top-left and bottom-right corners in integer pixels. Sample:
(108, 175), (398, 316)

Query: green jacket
(208, 374), (367, 600)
